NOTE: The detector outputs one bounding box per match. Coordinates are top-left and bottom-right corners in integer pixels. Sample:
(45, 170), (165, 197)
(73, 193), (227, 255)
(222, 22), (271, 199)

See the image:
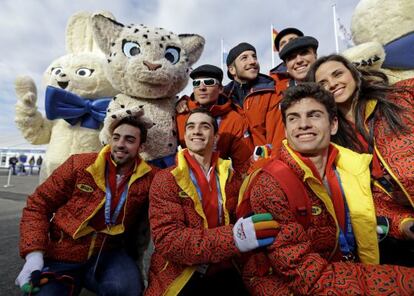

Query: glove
(15, 251), (44, 291)
(253, 145), (272, 161)
(233, 213), (279, 252)
(376, 216), (389, 242)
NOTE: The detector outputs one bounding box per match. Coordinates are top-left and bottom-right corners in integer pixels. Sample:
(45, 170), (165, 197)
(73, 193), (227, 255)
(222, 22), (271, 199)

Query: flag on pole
(272, 28), (278, 52)
(221, 39), (228, 71)
(336, 16), (353, 49)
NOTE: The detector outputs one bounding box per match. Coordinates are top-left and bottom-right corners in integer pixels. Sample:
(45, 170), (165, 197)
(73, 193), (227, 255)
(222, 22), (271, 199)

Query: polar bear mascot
(14, 11), (118, 182)
(343, 0), (414, 84)
(91, 14), (205, 168)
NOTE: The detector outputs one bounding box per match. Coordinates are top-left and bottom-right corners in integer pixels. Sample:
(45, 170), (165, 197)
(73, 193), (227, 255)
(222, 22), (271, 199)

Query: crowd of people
(15, 27), (414, 295)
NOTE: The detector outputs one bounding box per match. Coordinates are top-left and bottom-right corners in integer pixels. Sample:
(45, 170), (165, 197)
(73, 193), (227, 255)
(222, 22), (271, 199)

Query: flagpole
(220, 38), (224, 71)
(332, 4), (340, 53)
(271, 24), (275, 68)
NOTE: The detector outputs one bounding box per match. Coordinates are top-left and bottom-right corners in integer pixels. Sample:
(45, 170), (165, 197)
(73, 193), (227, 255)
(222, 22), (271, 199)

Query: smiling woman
(307, 53), (414, 266)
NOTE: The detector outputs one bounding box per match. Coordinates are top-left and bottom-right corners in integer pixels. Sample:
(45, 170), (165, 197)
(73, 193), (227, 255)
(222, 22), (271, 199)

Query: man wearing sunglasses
(224, 43), (285, 158)
(176, 64), (253, 174)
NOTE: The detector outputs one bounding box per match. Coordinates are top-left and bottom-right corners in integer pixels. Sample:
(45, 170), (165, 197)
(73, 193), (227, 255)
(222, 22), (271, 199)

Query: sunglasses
(192, 78), (219, 88)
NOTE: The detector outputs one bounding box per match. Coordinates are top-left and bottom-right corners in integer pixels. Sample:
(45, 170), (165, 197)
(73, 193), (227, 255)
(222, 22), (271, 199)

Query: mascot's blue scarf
(383, 31), (414, 70)
(45, 86), (111, 129)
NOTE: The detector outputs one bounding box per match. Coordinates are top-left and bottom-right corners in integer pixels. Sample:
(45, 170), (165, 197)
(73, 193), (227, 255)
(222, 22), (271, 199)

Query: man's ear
(214, 134), (220, 146)
(228, 65), (236, 77)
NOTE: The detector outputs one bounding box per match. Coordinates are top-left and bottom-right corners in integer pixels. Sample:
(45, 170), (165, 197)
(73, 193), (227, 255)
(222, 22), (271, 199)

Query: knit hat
(274, 27), (304, 52)
(226, 42), (256, 79)
(226, 42), (256, 66)
(190, 64), (223, 83)
(279, 36), (318, 61)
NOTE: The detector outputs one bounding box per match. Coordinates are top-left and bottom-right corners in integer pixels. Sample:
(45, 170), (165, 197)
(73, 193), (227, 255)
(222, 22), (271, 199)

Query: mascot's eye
(75, 68), (94, 77)
(51, 67), (63, 76)
(165, 47), (180, 64)
(123, 41), (141, 57)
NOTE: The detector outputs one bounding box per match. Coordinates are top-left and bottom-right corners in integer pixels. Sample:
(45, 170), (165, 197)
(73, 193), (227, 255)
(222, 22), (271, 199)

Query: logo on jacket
(77, 183), (94, 193)
(178, 191), (189, 199)
(311, 205), (322, 216)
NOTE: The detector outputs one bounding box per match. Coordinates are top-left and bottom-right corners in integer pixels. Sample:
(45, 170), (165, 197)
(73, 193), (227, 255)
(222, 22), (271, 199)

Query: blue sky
(0, 0), (359, 147)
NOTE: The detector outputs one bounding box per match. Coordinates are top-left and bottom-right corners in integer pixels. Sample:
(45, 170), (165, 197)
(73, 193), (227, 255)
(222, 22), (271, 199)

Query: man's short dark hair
(112, 116), (148, 144)
(185, 108), (218, 134)
(280, 83), (337, 124)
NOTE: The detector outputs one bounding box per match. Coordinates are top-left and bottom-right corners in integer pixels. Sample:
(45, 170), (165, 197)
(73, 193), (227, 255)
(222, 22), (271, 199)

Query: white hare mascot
(343, 0), (414, 84)
(91, 14), (205, 168)
(15, 11), (118, 182)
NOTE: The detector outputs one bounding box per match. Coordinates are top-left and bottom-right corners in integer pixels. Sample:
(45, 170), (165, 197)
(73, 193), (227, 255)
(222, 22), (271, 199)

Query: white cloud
(0, 0), (359, 147)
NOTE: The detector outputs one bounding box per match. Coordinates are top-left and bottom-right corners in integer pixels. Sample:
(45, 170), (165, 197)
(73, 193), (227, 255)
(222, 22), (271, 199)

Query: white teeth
(333, 88), (344, 96)
(297, 133), (315, 139)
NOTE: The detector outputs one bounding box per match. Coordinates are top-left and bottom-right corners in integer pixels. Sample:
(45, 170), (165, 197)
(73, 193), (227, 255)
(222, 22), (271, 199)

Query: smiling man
(16, 116), (157, 296)
(223, 43), (285, 155)
(176, 64), (253, 174)
(240, 83), (414, 295)
(279, 36), (318, 84)
(147, 108), (278, 296)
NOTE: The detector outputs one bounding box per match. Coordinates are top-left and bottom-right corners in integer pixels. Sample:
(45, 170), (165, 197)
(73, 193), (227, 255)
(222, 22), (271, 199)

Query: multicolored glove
(15, 251), (44, 293)
(253, 145), (272, 162)
(233, 213), (279, 252)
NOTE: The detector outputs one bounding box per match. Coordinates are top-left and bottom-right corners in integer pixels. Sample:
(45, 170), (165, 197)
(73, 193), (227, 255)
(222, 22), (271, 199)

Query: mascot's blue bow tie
(45, 86), (112, 130)
(383, 31), (414, 70)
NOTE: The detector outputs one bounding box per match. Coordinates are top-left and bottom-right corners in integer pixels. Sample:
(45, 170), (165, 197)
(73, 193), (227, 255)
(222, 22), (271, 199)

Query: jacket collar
(280, 140), (372, 182)
(86, 145), (152, 192)
(188, 94), (234, 117)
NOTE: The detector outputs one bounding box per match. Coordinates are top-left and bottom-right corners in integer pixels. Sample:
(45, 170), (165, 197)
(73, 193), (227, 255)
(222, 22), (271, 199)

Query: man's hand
(175, 96), (189, 113)
(233, 213), (279, 252)
(401, 219), (414, 240)
(15, 251), (44, 289)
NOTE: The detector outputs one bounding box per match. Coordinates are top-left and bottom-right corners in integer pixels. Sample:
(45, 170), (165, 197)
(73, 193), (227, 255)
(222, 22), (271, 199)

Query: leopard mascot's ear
(92, 14), (124, 55)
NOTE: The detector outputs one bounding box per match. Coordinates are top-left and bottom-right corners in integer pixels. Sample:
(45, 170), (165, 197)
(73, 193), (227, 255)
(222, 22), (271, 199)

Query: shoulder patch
(77, 183), (94, 193)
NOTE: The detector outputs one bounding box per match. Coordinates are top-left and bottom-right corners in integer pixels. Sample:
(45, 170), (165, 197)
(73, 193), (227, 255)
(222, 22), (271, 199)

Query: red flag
(272, 28), (278, 52)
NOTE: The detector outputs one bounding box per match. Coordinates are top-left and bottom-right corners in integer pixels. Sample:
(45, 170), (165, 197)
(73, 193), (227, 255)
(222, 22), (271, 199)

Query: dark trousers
(24, 249), (142, 296)
(178, 267), (250, 296)
(380, 237), (414, 267)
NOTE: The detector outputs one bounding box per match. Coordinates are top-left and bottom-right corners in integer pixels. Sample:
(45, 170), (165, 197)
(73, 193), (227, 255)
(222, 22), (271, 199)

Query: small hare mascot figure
(15, 11), (118, 182)
(91, 14), (205, 168)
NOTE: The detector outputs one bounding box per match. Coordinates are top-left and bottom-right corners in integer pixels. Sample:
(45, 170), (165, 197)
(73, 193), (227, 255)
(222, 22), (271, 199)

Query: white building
(0, 147), (46, 169)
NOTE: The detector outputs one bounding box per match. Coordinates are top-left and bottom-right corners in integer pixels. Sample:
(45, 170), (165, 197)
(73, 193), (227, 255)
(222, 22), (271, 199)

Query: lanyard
(334, 169), (356, 256)
(189, 169), (223, 225)
(104, 167), (129, 226)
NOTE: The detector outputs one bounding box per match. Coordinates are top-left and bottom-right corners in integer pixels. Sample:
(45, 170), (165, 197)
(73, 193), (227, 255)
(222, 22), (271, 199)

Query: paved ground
(0, 169), (39, 296)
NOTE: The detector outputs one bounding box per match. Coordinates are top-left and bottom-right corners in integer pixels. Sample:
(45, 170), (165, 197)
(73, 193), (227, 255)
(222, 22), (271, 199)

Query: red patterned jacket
(368, 78), (414, 239)
(242, 142), (414, 295)
(19, 145), (157, 262)
(146, 149), (242, 296)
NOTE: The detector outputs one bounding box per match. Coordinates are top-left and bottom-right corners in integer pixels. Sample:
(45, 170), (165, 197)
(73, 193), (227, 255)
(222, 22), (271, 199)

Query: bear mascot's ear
(178, 34), (205, 66)
(91, 14), (124, 55)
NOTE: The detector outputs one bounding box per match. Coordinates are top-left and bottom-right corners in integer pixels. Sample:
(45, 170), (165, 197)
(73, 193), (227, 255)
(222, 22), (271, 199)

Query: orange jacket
(364, 78), (414, 239)
(223, 74), (285, 155)
(176, 94), (254, 174)
(146, 150), (241, 296)
(19, 146), (157, 262)
(241, 144), (414, 295)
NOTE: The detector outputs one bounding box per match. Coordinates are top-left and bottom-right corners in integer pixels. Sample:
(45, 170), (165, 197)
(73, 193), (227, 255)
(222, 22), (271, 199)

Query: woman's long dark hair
(306, 54), (409, 152)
